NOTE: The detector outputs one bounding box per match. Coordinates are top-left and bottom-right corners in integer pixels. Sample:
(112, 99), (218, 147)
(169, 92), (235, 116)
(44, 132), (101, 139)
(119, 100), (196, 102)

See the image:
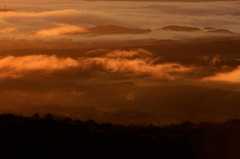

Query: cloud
(203, 66), (240, 83)
(105, 49), (152, 59)
(79, 57), (191, 80)
(1, 2), (240, 32)
(0, 27), (18, 34)
(1, 9), (123, 29)
(145, 2), (240, 16)
(0, 49), (194, 80)
(27, 24), (88, 37)
(0, 1), (240, 41)
(126, 93), (135, 101)
(198, 54), (221, 66)
(77, 49), (193, 80)
(0, 55), (79, 79)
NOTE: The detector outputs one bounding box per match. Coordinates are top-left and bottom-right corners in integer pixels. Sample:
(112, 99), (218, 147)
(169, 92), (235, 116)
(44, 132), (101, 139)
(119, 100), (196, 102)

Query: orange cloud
(0, 49), (194, 80)
(27, 24), (88, 37)
(0, 55), (79, 78)
(105, 49), (152, 59)
(0, 27), (17, 33)
(203, 66), (240, 83)
(1, 9), (122, 29)
(80, 57), (191, 80)
(78, 49), (193, 80)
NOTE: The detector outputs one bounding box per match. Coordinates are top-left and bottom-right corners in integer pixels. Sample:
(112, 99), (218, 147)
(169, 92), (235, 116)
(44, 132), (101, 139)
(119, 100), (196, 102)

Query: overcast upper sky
(1, 0), (240, 37)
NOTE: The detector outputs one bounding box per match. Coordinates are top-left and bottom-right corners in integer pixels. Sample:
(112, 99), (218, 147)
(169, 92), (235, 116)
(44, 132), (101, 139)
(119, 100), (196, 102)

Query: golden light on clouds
(0, 27), (18, 33)
(0, 49), (194, 80)
(0, 0), (240, 125)
(27, 24), (89, 37)
(0, 55), (79, 78)
(203, 66), (240, 83)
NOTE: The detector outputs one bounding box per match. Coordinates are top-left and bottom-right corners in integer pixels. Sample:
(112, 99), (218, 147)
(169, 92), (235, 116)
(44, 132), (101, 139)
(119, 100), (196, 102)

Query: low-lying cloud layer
(0, 55), (79, 78)
(0, 49), (193, 80)
(28, 24), (88, 37)
(203, 66), (240, 83)
(0, 27), (17, 34)
(0, 46), (239, 124)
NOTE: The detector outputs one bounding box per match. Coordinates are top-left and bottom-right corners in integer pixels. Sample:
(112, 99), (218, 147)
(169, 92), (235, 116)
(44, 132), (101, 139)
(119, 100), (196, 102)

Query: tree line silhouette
(0, 113), (240, 159)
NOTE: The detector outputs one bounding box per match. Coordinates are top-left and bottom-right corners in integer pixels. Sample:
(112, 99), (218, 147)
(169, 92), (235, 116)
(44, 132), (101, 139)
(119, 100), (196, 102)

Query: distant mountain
(0, 8), (15, 12)
(87, 25), (151, 34)
(0, 6), (15, 12)
(204, 27), (216, 30)
(161, 25), (201, 32)
(153, 39), (179, 45)
(207, 28), (234, 34)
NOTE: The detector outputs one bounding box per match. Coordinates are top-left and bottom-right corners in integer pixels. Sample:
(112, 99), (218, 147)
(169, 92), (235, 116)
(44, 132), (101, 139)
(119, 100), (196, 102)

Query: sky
(1, 0), (240, 39)
(0, 0), (240, 125)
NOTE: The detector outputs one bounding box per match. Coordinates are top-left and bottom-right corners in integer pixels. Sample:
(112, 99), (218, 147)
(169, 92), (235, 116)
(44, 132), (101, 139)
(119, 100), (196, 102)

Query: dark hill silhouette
(153, 39), (179, 45)
(204, 27), (216, 30)
(0, 113), (240, 158)
(88, 25), (151, 34)
(203, 27), (234, 34)
(161, 25), (201, 32)
(208, 28), (234, 34)
(0, 5), (15, 12)
(0, 8), (15, 12)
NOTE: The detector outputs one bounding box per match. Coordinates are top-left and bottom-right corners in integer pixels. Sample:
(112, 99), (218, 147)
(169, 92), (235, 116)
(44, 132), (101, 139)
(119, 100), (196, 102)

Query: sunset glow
(0, 0), (240, 125)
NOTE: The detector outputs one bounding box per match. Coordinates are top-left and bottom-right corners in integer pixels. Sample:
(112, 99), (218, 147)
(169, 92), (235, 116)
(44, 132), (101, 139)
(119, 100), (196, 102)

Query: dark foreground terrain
(0, 114), (240, 159)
